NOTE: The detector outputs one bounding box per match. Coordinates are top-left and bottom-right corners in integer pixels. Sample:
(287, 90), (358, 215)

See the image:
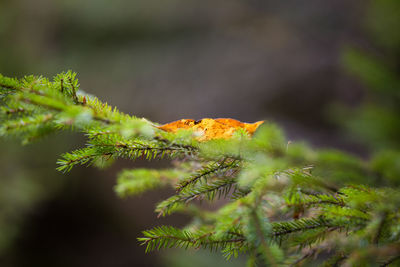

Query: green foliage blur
(340, 0), (400, 186)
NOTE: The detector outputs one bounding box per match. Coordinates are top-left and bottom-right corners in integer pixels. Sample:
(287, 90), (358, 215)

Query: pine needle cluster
(1, 71), (400, 266)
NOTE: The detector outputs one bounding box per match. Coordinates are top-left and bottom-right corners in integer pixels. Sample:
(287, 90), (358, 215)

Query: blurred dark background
(0, 0), (393, 266)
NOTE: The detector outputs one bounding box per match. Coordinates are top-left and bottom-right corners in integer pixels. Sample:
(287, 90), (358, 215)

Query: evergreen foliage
(1, 3), (400, 263)
(1, 65), (400, 266)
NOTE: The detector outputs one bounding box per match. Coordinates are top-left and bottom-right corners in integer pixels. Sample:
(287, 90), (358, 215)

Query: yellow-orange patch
(157, 118), (264, 141)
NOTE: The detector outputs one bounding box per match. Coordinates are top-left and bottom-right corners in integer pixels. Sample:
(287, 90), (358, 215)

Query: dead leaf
(157, 118), (264, 141)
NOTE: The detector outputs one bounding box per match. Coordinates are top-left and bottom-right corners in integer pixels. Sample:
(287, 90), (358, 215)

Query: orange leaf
(157, 118), (264, 141)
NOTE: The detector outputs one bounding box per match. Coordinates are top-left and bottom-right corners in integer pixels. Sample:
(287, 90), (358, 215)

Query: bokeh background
(0, 0), (398, 266)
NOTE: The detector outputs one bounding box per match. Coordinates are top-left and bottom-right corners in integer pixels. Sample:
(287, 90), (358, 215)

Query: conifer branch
(271, 217), (340, 239)
(176, 159), (239, 192)
(2, 71), (400, 265)
(156, 178), (237, 216)
(139, 226), (246, 253)
(115, 168), (181, 197)
(250, 209), (279, 267)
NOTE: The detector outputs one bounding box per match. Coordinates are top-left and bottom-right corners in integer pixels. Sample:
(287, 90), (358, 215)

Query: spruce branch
(176, 158), (239, 192)
(249, 208), (279, 267)
(156, 178), (237, 216)
(115, 168), (182, 197)
(271, 217), (340, 239)
(57, 140), (191, 173)
(2, 71), (400, 265)
(138, 226), (246, 253)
